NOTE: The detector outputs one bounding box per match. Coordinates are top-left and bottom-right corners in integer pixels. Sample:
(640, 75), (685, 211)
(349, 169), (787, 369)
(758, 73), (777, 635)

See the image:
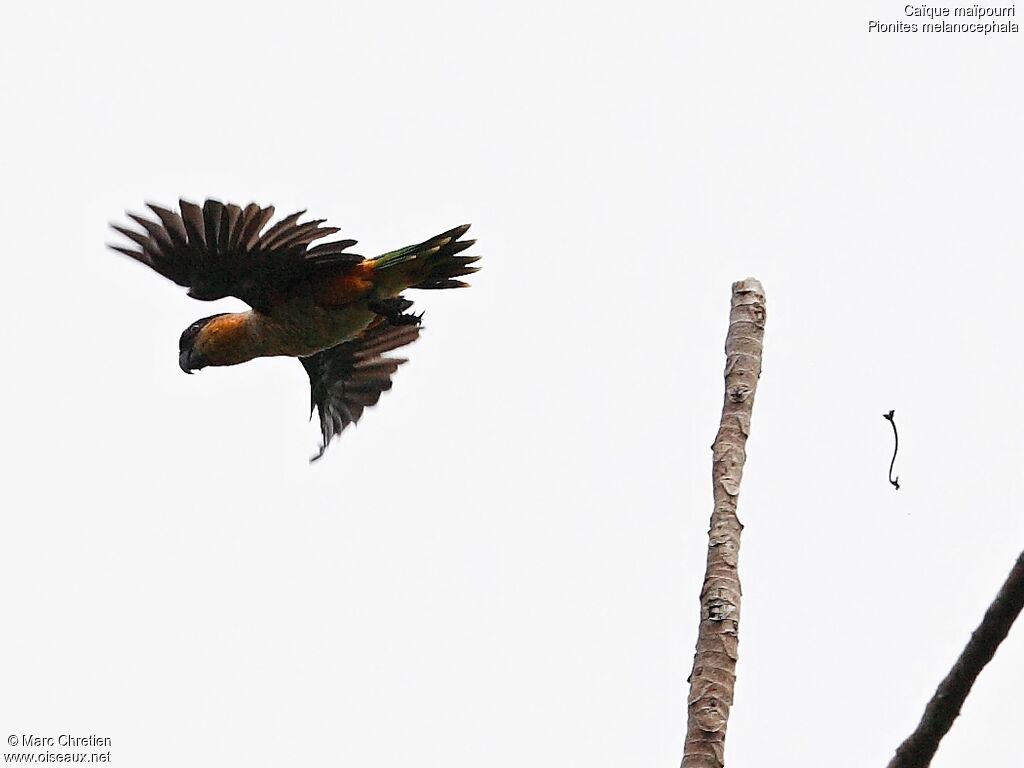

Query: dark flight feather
(109, 198), (364, 312)
(203, 199), (223, 254)
(301, 321), (422, 462)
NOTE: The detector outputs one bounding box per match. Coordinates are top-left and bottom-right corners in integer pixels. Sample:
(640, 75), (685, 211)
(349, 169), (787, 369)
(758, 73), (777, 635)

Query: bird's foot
(369, 297), (422, 326)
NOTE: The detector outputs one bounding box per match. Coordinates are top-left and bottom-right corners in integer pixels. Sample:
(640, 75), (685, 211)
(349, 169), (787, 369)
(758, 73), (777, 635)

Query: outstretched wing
(109, 198), (364, 312)
(301, 320), (422, 462)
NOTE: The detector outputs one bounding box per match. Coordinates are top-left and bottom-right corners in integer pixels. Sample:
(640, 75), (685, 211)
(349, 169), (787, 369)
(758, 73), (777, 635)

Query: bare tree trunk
(887, 549), (1024, 768)
(681, 278), (767, 768)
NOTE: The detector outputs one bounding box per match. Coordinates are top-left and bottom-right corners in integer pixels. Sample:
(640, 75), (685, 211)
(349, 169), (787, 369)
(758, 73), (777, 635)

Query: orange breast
(200, 313), (261, 366)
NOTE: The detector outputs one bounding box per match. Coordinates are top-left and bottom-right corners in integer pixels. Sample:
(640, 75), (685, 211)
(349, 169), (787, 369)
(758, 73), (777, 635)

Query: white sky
(1, 2), (1021, 766)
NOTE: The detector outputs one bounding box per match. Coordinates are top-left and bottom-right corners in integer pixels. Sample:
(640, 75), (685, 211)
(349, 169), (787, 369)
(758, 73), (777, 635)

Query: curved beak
(179, 348), (195, 374)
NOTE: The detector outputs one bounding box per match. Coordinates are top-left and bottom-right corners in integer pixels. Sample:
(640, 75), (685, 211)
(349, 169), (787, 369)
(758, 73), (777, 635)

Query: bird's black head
(178, 314), (227, 374)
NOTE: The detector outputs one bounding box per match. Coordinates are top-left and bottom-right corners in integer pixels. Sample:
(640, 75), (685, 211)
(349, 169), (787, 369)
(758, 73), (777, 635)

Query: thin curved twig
(883, 410), (900, 490)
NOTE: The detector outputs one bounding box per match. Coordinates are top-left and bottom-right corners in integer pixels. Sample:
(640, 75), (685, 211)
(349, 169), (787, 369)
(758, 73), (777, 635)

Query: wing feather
(127, 214), (174, 255)
(179, 199), (208, 254)
(203, 199), (223, 255)
(301, 319), (421, 462)
(306, 239), (359, 258)
(231, 203), (261, 251)
(241, 205), (275, 251)
(147, 204), (189, 249)
(219, 203), (242, 252)
(257, 210), (304, 250)
(109, 198), (365, 312)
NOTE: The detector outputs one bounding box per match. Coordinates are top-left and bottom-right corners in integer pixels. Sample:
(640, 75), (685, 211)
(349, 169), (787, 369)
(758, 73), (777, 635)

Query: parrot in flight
(109, 199), (479, 461)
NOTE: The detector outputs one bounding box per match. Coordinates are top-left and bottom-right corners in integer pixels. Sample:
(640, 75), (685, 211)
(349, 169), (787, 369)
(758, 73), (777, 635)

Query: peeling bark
(887, 549), (1024, 768)
(681, 278), (766, 768)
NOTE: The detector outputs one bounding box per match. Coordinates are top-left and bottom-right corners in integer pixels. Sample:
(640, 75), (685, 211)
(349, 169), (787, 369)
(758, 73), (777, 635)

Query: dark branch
(887, 549), (1024, 768)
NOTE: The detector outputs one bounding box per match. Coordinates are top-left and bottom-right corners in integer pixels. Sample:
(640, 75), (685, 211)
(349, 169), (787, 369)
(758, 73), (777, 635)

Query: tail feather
(371, 224), (480, 293)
